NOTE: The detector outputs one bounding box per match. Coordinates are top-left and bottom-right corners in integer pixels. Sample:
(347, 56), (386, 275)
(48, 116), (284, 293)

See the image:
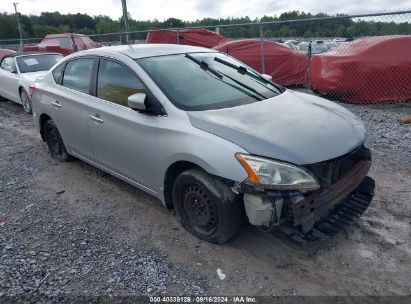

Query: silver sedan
(0, 52), (63, 113)
(31, 44), (375, 244)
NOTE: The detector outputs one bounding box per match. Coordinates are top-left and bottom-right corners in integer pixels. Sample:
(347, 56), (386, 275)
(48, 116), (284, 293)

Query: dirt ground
(0, 100), (410, 299)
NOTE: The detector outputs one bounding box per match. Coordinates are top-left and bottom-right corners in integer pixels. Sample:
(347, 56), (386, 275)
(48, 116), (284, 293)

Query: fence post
(307, 41), (312, 91)
(176, 29), (180, 44)
(259, 24), (265, 74)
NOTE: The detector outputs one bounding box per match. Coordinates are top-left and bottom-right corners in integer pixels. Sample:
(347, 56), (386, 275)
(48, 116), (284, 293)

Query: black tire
(43, 119), (71, 161)
(172, 168), (244, 244)
(20, 90), (32, 114)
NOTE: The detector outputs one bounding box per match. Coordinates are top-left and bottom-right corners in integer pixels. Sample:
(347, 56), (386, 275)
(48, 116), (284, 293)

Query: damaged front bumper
(241, 155), (375, 245)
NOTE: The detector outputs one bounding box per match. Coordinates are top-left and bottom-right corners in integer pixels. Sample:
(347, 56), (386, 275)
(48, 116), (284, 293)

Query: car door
(87, 58), (159, 191)
(0, 57), (20, 102)
(48, 57), (96, 160)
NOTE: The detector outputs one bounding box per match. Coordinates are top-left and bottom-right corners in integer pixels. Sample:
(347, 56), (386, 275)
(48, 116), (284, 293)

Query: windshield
(16, 54), (63, 73)
(137, 52), (283, 111)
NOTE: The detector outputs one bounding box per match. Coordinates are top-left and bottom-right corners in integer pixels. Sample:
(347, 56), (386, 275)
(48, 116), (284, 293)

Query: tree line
(0, 10), (409, 42)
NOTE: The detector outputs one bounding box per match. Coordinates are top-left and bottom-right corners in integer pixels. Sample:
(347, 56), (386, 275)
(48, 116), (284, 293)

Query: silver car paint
(43, 84), (95, 160)
(86, 94), (159, 190)
(31, 44), (365, 205)
(188, 90), (366, 165)
(92, 44), (218, 60)
(32, 46), (249, 204)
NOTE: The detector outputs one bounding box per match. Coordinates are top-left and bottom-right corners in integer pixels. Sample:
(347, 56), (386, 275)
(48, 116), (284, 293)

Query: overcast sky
(3, 0), (411, 20)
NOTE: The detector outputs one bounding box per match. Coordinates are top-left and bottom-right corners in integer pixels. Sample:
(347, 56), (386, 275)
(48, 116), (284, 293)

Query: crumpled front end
(241, 145), (375, 244)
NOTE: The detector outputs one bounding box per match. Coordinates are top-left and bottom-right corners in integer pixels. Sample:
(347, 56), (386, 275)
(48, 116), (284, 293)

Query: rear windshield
(16, 54), (63, 73)
(137, 52), (283, 111)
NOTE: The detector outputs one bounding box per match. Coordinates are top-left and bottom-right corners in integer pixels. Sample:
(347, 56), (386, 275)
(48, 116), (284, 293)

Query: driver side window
(97, 59), (146, 107)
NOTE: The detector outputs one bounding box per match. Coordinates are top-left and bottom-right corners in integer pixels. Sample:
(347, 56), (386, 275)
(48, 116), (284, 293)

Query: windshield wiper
(209, 73), (263, 101)
(186, 53), (265, 100)
(214, 69), (268, 100)
(185, 54), (223, 79)
(214, 57), (282, 94)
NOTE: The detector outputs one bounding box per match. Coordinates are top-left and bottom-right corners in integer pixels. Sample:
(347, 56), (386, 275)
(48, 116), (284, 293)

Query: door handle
(52, 101), (62, 108)
(89, 115), (104, 123)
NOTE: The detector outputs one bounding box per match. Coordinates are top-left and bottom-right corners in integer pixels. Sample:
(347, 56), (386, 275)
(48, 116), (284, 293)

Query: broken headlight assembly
(236, 153), (320, 191)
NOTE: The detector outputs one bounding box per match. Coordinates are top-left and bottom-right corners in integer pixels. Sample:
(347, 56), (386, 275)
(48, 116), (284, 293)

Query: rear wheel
(43, 119), (71, 161)
(20, 90), (32, 114)
(172, 168), (244, 244)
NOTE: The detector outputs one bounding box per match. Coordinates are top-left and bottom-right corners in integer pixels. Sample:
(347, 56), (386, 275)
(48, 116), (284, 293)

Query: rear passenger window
(62, 58), (94, 94)
(97, 59), (145, 107)
(52, 63), (65, 84)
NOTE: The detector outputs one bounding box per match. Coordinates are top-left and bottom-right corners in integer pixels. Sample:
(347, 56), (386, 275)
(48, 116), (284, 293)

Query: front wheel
(20, 90), (32, 114)
(43, 119), (71, 161)
(172, 168), (244, 244)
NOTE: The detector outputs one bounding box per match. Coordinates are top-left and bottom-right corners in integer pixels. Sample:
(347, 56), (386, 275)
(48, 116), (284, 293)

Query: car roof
(79, 44), (218, 59)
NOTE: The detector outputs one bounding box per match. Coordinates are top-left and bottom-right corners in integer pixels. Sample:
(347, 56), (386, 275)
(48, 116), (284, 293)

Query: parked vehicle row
(29, 44), (375, 244)
(311, 35), (411, 103)
(282, 39), (345, 53)
(146, 28), (227, 49)
(148, 32), (411, 103)
(23, 33), (101, 56)
(213, 39), (308, 86)
(147, 29), (310, 86)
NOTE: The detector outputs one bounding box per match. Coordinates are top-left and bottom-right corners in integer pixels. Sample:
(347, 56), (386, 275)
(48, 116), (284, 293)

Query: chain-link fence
(1, 10), (410, 104)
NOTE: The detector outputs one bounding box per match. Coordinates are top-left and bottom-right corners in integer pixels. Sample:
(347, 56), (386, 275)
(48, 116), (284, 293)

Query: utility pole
(13, 2), (24, 51)
(121, 0), (130, 44)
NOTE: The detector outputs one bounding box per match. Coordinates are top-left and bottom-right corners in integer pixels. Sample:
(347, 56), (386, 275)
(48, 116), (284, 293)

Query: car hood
(20, 71), (47, 82)
(187, 90), (366, 165)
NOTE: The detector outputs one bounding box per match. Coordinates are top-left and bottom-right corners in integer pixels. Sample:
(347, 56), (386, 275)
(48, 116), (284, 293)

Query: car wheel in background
(44, 119), (71, 161)
(20, 90), (32, 114)
(172, 168), (244, 244)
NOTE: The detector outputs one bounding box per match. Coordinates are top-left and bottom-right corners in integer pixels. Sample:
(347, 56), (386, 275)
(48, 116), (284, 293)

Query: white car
(0, 52), (63, 113)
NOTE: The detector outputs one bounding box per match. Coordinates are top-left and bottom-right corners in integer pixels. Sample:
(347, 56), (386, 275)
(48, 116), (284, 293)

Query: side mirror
(261, 74), (272, 82)
(128, 93), (147, 111)
(128, 92), (164, 115)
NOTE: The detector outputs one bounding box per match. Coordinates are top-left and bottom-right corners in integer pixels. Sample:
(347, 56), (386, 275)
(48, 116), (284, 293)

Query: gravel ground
(0, 99), (410, 302)
(344, 103), (411, 171)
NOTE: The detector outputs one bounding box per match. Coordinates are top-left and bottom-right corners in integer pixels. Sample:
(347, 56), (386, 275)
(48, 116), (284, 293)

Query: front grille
(279, 176), (375, 245)
(281, 144), (373, 238)
(291, 159), (371, 228)
(305, 144), (371, 188)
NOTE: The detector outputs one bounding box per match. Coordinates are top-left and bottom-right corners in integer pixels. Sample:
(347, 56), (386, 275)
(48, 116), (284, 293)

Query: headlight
(236, 153), (320, 191)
